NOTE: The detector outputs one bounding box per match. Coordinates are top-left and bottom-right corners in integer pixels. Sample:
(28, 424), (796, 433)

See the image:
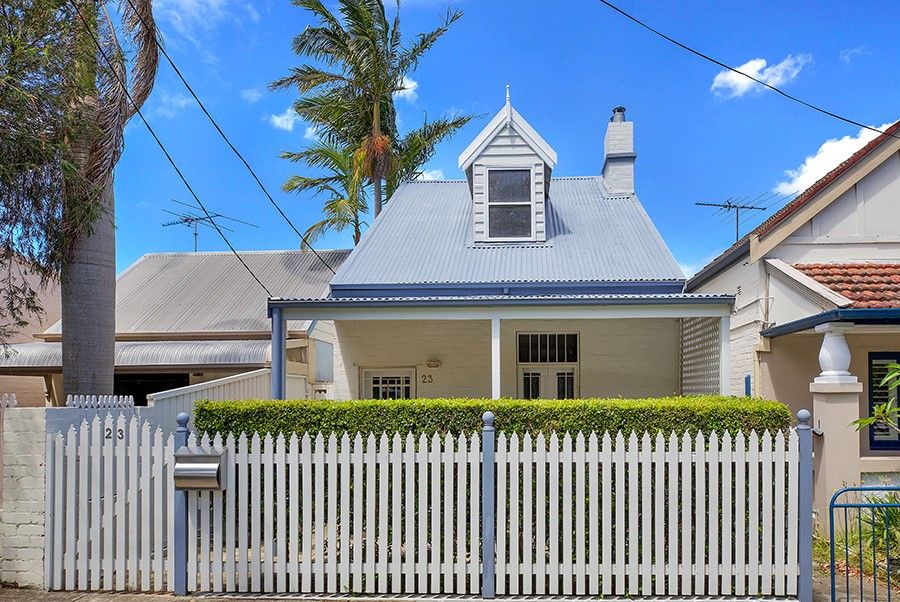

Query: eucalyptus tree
(0, 0), (159, 395)
(272, 0), (472, 217)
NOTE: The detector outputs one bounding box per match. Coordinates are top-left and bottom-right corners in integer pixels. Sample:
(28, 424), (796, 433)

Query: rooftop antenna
(161, 199), (259, 252)
(695, 199), (767, 242)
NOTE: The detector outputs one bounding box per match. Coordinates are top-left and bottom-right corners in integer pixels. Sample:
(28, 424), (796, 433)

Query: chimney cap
(611, 106), (627, 122)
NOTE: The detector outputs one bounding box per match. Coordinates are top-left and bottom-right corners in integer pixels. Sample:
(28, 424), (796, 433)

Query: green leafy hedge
(193, 396), (792, 436)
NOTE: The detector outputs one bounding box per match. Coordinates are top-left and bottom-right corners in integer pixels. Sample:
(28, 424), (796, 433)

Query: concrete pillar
(810, 322), (863, 523)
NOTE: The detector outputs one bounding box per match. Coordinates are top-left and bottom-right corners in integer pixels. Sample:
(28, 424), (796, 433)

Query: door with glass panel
(517, 333), (579, 399)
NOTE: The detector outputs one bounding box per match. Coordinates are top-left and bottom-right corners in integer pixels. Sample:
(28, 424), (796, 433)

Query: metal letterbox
(173, 446), (227, 490)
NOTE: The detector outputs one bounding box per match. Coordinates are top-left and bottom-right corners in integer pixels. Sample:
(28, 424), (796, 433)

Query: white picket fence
(46, 415), (176, 591)
(65, 394), (134, 409)
(45, 417), (804, 597)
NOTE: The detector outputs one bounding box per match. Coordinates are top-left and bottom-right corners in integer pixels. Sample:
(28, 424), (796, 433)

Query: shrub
(194, 396), (792, 437)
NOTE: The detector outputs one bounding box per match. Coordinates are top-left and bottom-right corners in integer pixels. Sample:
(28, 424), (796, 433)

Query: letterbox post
(173, 412), (190, 596)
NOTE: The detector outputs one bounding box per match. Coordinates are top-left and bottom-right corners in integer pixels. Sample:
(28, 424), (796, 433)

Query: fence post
(173, 412), (190, 596)
(797, 409), (813, 602)
(481, 411), (496, 599)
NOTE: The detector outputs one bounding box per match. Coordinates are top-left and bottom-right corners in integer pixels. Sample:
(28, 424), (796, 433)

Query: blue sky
(116, 0), (899, 276)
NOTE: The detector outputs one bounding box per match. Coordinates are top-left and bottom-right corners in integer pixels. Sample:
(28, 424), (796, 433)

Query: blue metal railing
(830, 485), (900, 602)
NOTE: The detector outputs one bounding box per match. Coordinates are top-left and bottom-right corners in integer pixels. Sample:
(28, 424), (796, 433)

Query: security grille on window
(869, 353), (900, 450)
(517, 333), (579, 399)
(487, 169), (532, 239)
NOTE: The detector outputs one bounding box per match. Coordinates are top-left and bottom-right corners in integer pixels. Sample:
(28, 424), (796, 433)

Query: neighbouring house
(686, 121), (900, 467)
(0, 249), (349, 405)
(267, 99), (734, 400)
(0, 264), (61, 406)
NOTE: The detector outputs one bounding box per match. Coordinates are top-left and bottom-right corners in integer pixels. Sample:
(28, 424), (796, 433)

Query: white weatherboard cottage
(269, 99), (734, 400)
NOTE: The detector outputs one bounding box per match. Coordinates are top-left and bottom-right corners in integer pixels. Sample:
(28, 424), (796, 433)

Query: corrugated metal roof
(43, 249), (350, 336)
(330, 177), (684, 290)
(0, 340), (272, 370)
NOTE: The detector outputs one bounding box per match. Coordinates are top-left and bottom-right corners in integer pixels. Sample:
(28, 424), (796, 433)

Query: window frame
(516, 332), (581, 399)
(485, 167), (535, 241)
(360, 367), (417, 400)
(868, 351), (900, 451)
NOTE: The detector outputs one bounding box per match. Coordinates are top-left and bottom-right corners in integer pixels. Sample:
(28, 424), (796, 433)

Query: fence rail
(45, 413), (812, 598)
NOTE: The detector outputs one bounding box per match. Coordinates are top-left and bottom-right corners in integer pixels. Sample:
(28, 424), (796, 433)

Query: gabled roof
(794, 263), (900, 308)
(457, 100), (557, 170)
(39, 249), (351, 339)
(329, 178), (684, 294)
(687, 120), (900, 290)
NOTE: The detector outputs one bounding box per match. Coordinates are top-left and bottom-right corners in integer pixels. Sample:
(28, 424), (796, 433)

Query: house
(0, 249), (349, 404)
(0, 264), (61, 406)
(267, 99), (734, 400)
(686, 121), (900, 461)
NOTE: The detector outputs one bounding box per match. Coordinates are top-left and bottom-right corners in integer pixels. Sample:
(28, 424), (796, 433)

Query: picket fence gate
(45, 412), (812, 598)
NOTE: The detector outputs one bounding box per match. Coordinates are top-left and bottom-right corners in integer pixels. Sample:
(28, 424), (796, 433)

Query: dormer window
(457, 91), (557, 244)
(487, 169), (532, 239)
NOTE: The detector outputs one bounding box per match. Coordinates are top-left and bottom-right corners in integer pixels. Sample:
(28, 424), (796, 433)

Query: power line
(594, 0), (899, 141)
(67, 0), (274, 296)
(117, 0), (337, 275)
(696, 200), (767, 242)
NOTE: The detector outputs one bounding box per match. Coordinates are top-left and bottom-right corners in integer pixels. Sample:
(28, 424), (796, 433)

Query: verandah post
(481, 411), (496, 598)
(797, 409), (813, 602)
(173, 413), (190, 596)
(270, 303), (286, 399)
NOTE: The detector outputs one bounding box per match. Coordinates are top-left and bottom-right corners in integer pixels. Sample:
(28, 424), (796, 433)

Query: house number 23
(105, 427), (125, 440)
(420, 374), (433, 384)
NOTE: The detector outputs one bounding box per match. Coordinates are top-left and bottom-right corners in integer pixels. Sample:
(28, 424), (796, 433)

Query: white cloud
(416, 168), (445, 181)
(240, 88), (262, 103)
(269, 107), (300, 132)
(394, 76), (419, 102)
(839, 46), (869, 64)
(774, 121), (896, 195)
(303, 125), (321, 142)
(154, 0), (259, 52)
(156, 92), (194, 118)
(711, 54), (812, 98)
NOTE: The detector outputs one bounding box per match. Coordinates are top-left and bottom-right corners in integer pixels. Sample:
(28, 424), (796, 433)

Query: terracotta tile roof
(794, 263), (900, 308)
(688, 120), (900, 288)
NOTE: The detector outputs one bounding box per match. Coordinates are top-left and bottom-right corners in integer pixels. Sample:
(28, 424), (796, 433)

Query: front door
(518, 366), (578, 399)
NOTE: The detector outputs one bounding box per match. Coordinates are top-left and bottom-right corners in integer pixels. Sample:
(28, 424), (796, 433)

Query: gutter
(760, 308), (900, 338)
(269, 294), (735, 312)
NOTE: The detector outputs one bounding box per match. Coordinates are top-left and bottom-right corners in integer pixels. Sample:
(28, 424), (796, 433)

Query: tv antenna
(695, 198), (768, 242)
(162, 199), (259, 252)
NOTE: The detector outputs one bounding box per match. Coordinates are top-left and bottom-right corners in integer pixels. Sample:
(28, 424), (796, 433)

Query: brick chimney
(602, 106), (636, 195)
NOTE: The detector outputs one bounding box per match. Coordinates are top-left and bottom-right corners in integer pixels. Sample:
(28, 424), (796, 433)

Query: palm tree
(61, 0), (159, 396)
(281, 143), (368, 246)
(271, 0), (471, 217)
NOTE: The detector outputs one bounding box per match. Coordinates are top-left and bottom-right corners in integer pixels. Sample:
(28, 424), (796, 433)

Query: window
(362, 368), (415, 399)
(487, 169), (532, 239)
(869, 353), (900, 450)
(517, 333), (579, 399)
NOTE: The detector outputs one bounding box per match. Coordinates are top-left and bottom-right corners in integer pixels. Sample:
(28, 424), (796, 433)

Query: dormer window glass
(487, 169), (532, 239)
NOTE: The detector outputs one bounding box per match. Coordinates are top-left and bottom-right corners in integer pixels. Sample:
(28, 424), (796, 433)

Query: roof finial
(505, 84), (510, 105)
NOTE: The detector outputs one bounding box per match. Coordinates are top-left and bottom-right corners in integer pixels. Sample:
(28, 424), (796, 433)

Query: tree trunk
(372, 97), (382, 216)
(61, 179), (116, 398)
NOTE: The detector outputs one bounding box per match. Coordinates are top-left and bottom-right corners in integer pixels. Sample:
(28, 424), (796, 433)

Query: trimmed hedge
(193, 396), (792, 437)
